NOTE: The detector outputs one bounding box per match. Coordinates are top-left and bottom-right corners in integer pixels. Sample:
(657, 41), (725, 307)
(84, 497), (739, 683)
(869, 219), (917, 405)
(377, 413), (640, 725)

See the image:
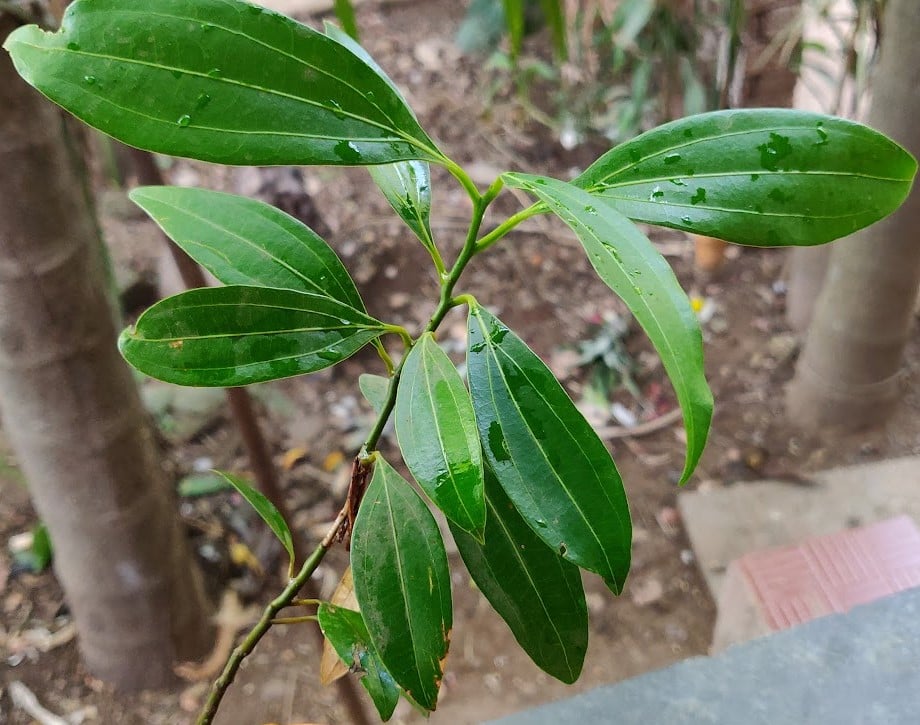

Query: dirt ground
(3, 0), (920, 723)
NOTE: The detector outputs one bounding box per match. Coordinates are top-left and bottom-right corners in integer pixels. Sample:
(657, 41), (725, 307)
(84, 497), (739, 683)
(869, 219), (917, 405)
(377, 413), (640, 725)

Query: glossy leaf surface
(467, 306), (631, 591)
(323, 23), (436, 252)
(351, 457), (452, 712)
(395, 334), (485, 539)
(4, 0), (441, 166)
(215, 471), (294, 565)
(317, 604), (400, 721)
(368, 161), (436, 252)
(130, 186), (365, 309)
(450, 467), (587, 682)
(574, 109), (917, 246)
(359, 373), (390, 415)
(119, 286), (385, 386)
(504, 173), (711, 483)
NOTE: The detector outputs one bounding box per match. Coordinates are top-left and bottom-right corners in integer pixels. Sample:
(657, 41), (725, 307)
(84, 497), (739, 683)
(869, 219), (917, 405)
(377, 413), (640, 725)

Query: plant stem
(475, 203), (543, 252)
(197, 172), (503, 725)
(271, 615), (318, 624)
(197, 540), (331, 725)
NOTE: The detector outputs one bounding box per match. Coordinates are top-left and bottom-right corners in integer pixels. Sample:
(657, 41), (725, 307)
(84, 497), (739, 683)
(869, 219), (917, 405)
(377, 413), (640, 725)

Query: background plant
(4, 0), (916, 722)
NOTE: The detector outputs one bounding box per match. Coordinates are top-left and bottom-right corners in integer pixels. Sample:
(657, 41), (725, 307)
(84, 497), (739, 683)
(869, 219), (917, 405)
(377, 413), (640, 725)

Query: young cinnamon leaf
(332, 0), (360, 40)
(574, 109), (917, 246)
(395, 333), (485, 540)
(367, 161), (436, 254)
(351, 457), (452, 712)
(215, 471), (294, 566)
(129, 187), (365, 310)
(317, 604), (400, 721)
(359, 373), (391, 415)
(467, 305), (631, 592)
(503, 173), (711, 484)
(119, 286), (385, 387)
(450, 467), (587, 683)
(323, 23), (436, 254)
(4, 0), (442, 166)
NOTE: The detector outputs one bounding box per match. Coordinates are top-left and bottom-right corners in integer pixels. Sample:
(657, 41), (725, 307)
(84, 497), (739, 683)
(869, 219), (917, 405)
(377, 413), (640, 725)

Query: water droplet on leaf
(177, 114), (192, 127)
(83, 75), (96, 85)
(195, 93), (211, 110)
(663, 153), (681, 165)
(690, 188), (707, 205)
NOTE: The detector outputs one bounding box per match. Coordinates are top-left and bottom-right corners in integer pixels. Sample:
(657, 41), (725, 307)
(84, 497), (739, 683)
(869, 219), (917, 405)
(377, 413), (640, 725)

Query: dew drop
(650, 185), (664, 201)
(815, 127), (829, 146)
(669, 178), (687, 187)
(195, 92), (212, 110)
(680, 215), (693, 225)
(690, 187), (707, 205)
(83, 75), (96, 85)
(207, 68), (222, 77)
(171, 69), (183, 80)
(535, 519), (547, 529)
(67, 41), (80, 51)
(584, 205), (597, 215)
(663, 153), (681, 165)
(176, 114), (192, 127)
(317, 349), (339, 361)
(751, 173), (760, 181)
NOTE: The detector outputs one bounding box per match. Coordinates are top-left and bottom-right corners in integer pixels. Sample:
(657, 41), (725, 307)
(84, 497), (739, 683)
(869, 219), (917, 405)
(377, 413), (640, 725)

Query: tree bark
(0, 16), (212, 690)
(786, 0), (920, 429)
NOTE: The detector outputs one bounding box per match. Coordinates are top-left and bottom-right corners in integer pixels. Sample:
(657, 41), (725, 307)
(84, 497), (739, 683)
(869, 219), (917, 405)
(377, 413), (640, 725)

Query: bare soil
(3, 1), (920, 723)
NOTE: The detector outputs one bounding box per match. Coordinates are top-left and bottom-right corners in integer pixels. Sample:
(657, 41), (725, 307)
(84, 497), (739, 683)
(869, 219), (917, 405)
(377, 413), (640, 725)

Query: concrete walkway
(491, 586), (920, 725)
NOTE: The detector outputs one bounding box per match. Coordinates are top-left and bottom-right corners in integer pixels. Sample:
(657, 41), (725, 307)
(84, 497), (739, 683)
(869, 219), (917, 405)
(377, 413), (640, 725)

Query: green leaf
(119, 285), (385, 386)
(351, 457), (452, 712)
(450, 467), (587, 683)
(13, 523), (53, 573)
(333, 0), (360, 41)
(177, 471), (233, 497)
(322, 22), (436, 254)
(359, 373), (391, 415)
(368, 161), (436, 254)
(395, 334), (485, 540)
(502, 0), (525, 60)
(4, 0), (442, 166)
(215, 471), (294, 565)
(574, 109), (918, 246)
(317, 604), (400, 721)
(129, 187), (365, 310)
(537, 0), (568, 60)
(466, 305), (631, 592)
(503, 173), (711, 483)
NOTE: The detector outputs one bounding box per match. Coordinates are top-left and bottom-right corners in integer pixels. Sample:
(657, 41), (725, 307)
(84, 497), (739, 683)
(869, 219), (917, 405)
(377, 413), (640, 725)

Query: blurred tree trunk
(786, 0), (920, 428)
(0, 15), (212, 689)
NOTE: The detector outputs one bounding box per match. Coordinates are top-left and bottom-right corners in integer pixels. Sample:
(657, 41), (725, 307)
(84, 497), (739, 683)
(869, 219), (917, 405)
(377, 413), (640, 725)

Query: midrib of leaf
(79, 5), (415, 141)
(481, 495), (578, 678)
(490, 340), (629, 551)
(584, 123), (913, 189)
(130, 331), (380, 372)
(134, 324), (377, 343)
(27, 43), (436, 155)
(599, 194), (890, 221)
(473, 311), (622, 585)
(531, 182), (703, 477)
(141, 197), (361, 305)
(381, 475), (440, 700)
(418, 342), (478, 528)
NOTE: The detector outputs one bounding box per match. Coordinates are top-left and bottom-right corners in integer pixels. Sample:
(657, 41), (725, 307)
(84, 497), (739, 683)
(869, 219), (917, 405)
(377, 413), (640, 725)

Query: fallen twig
(596, 407), (683, 440)
(8, 681), (69, 725)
